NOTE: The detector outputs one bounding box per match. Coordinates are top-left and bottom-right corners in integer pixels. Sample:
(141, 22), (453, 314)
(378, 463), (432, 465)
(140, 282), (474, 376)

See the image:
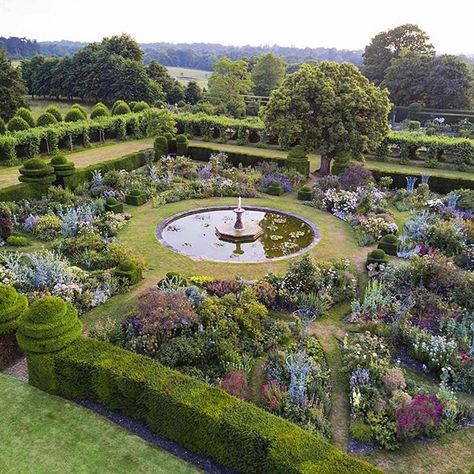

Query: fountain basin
(156, 205), (320, 263)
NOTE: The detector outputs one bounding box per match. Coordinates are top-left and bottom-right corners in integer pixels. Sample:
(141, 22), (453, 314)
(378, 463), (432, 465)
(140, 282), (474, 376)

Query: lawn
(166, 66), (210, 88)
(27, 98), (93, 119)
(0, 373), (199, 474)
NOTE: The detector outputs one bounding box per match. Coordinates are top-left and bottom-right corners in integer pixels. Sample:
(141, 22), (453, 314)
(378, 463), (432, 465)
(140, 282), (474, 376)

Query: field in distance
(166, 66), (210, 88)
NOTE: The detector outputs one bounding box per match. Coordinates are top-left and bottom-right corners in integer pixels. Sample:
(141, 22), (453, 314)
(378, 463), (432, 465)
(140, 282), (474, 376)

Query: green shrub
(350, 421), (373, 443)
(297, 185), (314, 201)
(90, 103), (110, 119)
(114, 260), (142, 284)
(0, 118), (5, 135)
(168, 137), (177, 154)
(132, 101), (150, 113)
(377, 234), (400, 256)
(64, 108), (86, 123)
(45, 105), (62, 122)
(16, 296), (82, 354)
(6, 235), (29, 247)
(331, 152), (351, 175)
(125, 189), (147, 206)
(50, 153), (75, 177)
(266, 181), (285, 196)
(7, 116), (30, 132)
(0, 284), (28, 334)
(112, 101), (131, 116)
(176, 134), (188, 156)
(285, 145), (309, 176)
(407, 120), (421, 131)
(105, 197), (123, 213)
(0, 183), (42, 202)
(366, 249), (389, 266)
(154, 135), (168, 159)
(18, 158), (55, 186)
(29, 336), (379, 474)
(36, 112), (58, 127)
(71, 103), (88, 119)
(15, 107), (36, 127)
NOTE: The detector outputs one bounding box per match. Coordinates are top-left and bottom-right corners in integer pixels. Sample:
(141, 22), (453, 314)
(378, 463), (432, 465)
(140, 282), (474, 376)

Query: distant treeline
(2, 37), (363, 69)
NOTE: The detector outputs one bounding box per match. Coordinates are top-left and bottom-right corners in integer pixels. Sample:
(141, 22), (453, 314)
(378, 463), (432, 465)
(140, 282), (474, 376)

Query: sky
(1, 0), (474, 54)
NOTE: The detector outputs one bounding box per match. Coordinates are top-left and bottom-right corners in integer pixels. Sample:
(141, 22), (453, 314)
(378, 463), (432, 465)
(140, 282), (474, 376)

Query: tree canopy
(251, 53), (286, 96)
(0, 48), (27, 121)
(262, 62), (391, 175)
(363, 24), (434, 85)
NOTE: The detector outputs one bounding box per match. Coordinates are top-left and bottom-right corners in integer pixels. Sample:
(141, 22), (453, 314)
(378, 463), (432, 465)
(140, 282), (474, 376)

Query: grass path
(0, 138), (153, 188)
(0, 373), (199, 474)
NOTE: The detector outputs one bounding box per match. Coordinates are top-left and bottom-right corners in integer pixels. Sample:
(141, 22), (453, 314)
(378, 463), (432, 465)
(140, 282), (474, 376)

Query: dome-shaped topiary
(19, 158), (55, 185)
(377, 234), (400, 256)
(16, 296), (82, 353)
(7, 116), (30, 132)
(64, 108), (86, 122)
(132, 101), (150, 113)
(111, 100), (128, 114)
(112, 102), (131, 115)
(71, 103), (87, 119)
(15, 107), (36, 128)
(50, 154), (68, 165)
(154, 135), (168, 159)
(176, 134), (188, 156)
(366, 248), (389, 266)
(0, 284), (28, 334)
(286, 145), (309, 176)
(36, 112), (58, 127)
(105, 196), (123, 213)
(0, 118), (6, 135)
(115, 260), (142, 284)
(50, 153), (75, 177)
(45, 105), (62, 122)
(90, 103), (110, 119)
(129, 101), (137, 110)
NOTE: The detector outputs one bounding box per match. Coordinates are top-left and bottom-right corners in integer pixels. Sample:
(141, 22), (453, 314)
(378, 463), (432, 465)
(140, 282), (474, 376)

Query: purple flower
(198, 167), (212, 180)
(261, 174), (293, 192)
(122, 317), (144, 336)
(23, 214), (40, 232)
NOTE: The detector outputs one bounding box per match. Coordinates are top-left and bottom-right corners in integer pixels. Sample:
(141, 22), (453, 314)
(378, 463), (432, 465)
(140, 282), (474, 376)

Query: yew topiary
(377, 234), (400, 256)
(50, 153), (75, 177)
(0, 284), (28, 334)
(45, 105), (62, 122)
(154, 135), (168, 159)
(132, 101), (150, 113)
(16, 296), (82, 353)
(64, 108), (86, 123)
(36, 112), (58, 127)
(71, 103), (88, 119)
(115, 260), (142, 284)
(286, 145), (310, 176)
(90, 103), (110, 119)
(19, 158), (55, 186)
(297, 185), (314, 201)
(331, 152), (351, 175)
(176, 134), (188, 156)
(366, 248), (389, 266)
(105, 196), (123, 213)
(15, 107), (35, 128)
(112, 100), (131, 115)
(7, 116), (30, 132)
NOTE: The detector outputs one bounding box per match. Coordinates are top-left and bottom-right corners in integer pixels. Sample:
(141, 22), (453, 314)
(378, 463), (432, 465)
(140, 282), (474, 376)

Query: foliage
(0, 48), (27, 121)
(0, 284), (28, 334)
(36, 112), (58, 127)
(6, 235), (29, 247)
(7, 116), (30, 132)
(64, 108), (86, 123)
(251, 53), (286, 96)
(15, 107), (36, 127)
(45, 105), (62, 122)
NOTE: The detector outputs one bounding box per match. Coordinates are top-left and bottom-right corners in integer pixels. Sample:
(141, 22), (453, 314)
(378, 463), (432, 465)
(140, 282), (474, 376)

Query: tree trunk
(317, 154), (332, 176)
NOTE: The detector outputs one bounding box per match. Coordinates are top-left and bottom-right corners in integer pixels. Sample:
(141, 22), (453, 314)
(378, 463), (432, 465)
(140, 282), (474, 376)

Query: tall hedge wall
(30, 336), (379, 474)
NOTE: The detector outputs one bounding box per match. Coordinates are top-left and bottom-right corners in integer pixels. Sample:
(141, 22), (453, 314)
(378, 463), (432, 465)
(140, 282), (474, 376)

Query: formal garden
(1, 44), (474, 473)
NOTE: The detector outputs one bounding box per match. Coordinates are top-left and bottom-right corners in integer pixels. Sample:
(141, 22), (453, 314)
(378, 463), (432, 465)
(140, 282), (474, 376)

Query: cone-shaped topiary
(64, 108), (85, 122)
(0, 284), (28, 334)
(154, 135), (168, 159)
(112, 100), (131, 115)
(176, 134), (188, 156)
(132, 101), (150, 113)
(105, 196), (123, 213)
(115, 260), (142, 284)
(7, 116), (30, 132)
(331, 152), (351, 175)
(71, 103), (87, 119)
(377, 234), (400, 256)
(45, 105), (62, 122)
(286, 145), (309, 176)
(297, 185), (315, 201)
(16, 296), (82, 353)
(50, 153), (75, 177)
(36, 112), (58, 127)
(90, 103), (110, 119)
(15, 107), (36, 128)
(19, 158), (55, 186)
(366, 249), (389, 266)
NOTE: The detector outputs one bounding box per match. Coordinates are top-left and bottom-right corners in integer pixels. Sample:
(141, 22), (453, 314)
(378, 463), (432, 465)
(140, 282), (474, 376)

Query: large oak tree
(262, 62), (391, 175)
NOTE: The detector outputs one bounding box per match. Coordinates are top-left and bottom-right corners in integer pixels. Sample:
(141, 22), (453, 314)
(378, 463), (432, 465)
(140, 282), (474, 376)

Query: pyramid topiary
(18, 158), (55, 186)
(115, 260), (142, 284)
(176, 134), (188, 156)
(0, 284), (28, 334)
(377, 234), (400, 256)
(16, 296), (82, 354)
(285, 145), (310, 176)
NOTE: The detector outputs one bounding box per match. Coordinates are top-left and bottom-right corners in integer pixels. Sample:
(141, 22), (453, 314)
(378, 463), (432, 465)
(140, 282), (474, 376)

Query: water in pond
(158, 208), (317, 262)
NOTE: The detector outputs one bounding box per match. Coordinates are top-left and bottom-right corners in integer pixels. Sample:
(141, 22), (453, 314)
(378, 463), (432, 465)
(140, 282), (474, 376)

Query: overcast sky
(1, 0), (473, 54)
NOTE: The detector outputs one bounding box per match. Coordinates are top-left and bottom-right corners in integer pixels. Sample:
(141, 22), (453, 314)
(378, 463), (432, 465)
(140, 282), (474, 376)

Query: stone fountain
(215, 197), (264, 242)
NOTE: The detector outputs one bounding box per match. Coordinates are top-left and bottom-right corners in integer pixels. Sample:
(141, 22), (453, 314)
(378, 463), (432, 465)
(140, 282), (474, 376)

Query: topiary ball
(0, 284), (28, 334)
(36, 112), (58, 127)
(132, 101), (150, 113)
(7, 116), (30, 132)
(112, 101), (131, 116)
(16, 296), (82, 353)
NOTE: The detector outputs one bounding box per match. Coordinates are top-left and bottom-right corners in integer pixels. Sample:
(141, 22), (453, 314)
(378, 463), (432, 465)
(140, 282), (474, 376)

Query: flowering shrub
(221, 371), (252, 400)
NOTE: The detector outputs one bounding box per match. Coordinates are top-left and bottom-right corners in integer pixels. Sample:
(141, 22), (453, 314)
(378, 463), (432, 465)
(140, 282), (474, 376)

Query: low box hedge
(266, 182), (285, 196)
(125, 191), (147, 206)
(104, 197), (123, 213)
(0, 183), (43, 202)
(27, 336), (379, 474)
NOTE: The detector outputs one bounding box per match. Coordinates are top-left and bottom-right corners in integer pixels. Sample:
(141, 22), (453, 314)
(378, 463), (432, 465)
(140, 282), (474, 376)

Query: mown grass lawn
(0, 374), (199, 474)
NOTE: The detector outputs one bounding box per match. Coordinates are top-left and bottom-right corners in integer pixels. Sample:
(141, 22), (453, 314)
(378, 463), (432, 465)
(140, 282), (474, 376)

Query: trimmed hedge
(36, 112), (58, 127)
(125, 189), (147, 206)
(154, 135), (168, 159)
(266, 181), (285, 196)
(377, 234), (400, 256)
(18, 158), (55, 186)
(17, 296), (82, 354)
(50, 154), (75, 177)
(65, 108), (86, 123)
(105, 197), (124, 213)
(297, 185), (314, 201)
(176, 134), (188, 156)
(27, 336), (379, 474)
(0, 284), (28, 334)
(366, 249), (389, 266)
(114, 260), (142, 284)
(286, 145), (309, 176)
(6, 235), (29, 247)
(0, 183), (43, 202)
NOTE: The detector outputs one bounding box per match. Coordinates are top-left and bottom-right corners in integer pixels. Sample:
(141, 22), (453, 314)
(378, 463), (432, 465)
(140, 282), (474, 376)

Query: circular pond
(156, 206), (319, 263)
